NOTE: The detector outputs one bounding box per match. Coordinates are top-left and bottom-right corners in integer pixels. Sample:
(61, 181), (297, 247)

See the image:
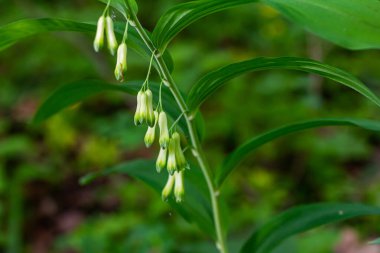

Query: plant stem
(124, 3), (228, 253)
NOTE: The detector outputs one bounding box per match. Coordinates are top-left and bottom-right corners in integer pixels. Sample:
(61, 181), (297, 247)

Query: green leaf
(152, 0), (380, 50)
(80, 159), (215, 238)
(0, 18), (93, 51)
(216, 118), (380, 188)
(241, 203), (380, 253)
(33, 80), (135, 124)
(264, 0), (380, 50)
(188, 57), (380, 112)
(152, 0), (259, 51)
(0, 18), (173, 72)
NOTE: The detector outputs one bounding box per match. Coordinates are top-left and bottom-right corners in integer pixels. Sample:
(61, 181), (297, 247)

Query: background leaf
(188, 57), (380, 112)
(32, 80), (136, 124)
(216, 118), (380, 187)
(241, 203), (380, 253)
(152, 0), (380, 51)
(80, 159), (215, 238)
(152, 0), (259, 50)
(264, 0), (380, 50)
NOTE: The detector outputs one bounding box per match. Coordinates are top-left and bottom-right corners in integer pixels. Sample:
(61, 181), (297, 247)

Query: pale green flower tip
(167, 166), (176, 176)
(147, 113), (155, 127)
(174, 171), (185, 203)
(134, 91), (143, 126)
(167, 138), (177, 174)
(158, 111), (170, 148)
(139, 91), (148, 124)
(93, 16), (105, 52)
(162, 174), (175, 201)
(156, 148), (167, 173)
(144, 126), (155, 148)
(159, 138), (169, 149)
(105, 16), (118, 55)
(145, 89), (155, 127)
(172, 132), (180, 141)
(114, 63), (123, 81)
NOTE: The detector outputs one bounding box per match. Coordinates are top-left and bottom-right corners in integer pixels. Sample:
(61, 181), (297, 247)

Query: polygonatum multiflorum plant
(2, 0), (380, 252)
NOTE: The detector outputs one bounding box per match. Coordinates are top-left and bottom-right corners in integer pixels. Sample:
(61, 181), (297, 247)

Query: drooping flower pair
(93, 12), (128, 81)
(94, 15), (118, 55)
(134, 89), (155, 127)
(162, 170), (185, 203)
(161, 132), (188, 202)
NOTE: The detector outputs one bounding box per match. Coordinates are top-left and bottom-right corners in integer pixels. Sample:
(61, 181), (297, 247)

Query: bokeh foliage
(1, 0), (380, 252)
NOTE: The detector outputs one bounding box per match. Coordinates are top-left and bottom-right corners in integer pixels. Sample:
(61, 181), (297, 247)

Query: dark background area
(1, 0), (380, 252)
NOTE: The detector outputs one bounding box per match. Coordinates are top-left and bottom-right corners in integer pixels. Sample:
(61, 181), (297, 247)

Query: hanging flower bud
(174, 170), (185, 203)
(105, 16), (118, 55)
(162, 174), (175, 201)
(172, 132), (188, 171)
(167, 137), (177, 175)
(144, 111), (158, 147)
(134, 90), (143, 126)
(93, 16), (105, 52)
(145, 89), (155, 127)
(156, 147), (167, 173)
(139, 91), (148, 125)
(114, 42), (128, 81)
(158, 111), (170, 148)
(144, 127), (155, 148)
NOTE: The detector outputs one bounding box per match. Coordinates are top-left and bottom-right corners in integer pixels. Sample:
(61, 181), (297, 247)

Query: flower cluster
(93, 4), (128, 82)
(93, 4), (188, 203)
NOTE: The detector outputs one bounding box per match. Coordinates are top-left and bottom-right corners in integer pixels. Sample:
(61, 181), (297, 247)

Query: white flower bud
(162, 174), (175, 201)
(105, 16), (118, 55)
(145, 89), (155, 127)
(156, 147), (167, 173)
(139, 91), (148, 125)
(134, 91), (143, 126)
(93, 16), (105, 52)
(172, 132), (188, 170)
(144, 126), (155, 148)
(167, 137), (177, 175)
(114, 43), (127, 81)
(144, 111), (158, 147)
(158, 111), (170, 148)
(174, 170), (185, 203)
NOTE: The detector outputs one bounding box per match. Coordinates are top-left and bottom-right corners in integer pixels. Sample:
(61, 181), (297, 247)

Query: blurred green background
(1, 1), (380, 252)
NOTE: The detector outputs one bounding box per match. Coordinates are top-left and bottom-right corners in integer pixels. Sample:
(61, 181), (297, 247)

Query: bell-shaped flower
(167, 137), (177, 175)
(114, 42), (127, 81)
(158, 111), (170, 148)
(93, 16), (105, 52)
(134, 90), (143, 126)
(174, 170), (185, 203)
(145, 89), (155, 127)
(144, 111), (158, 147)
(161, 174), (175, 201)
(139, 91), (148, 125)
(156, 147), (167, 173)
(105, 16), (118, 55)
(172, 132), (188, 171)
